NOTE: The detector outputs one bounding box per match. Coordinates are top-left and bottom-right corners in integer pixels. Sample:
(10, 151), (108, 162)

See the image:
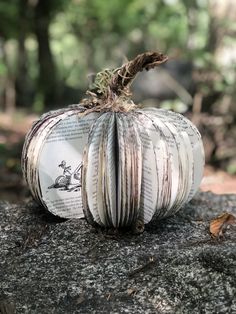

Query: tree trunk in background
(208, 0), (236, 67)
(16, 0), (30, 107)
(2, 41), (15, 116)
(34, 0), (57, 108)
(5, 77), (16, 116)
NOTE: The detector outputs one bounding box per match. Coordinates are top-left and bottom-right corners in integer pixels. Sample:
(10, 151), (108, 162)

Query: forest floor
(0, 111), (236, 203)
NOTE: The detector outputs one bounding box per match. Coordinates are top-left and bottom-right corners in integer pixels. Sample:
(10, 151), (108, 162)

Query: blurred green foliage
(0, 0), (235, 112)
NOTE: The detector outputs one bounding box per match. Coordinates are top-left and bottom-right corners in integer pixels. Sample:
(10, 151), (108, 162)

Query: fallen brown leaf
(127, 288), (137, 296)
(210, 212), (236, 238)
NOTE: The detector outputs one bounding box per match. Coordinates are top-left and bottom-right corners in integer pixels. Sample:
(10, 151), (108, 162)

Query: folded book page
(38, 111), (100, 218)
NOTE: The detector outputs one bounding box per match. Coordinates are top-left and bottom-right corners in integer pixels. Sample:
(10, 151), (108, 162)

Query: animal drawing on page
(48, 160), (82, 192)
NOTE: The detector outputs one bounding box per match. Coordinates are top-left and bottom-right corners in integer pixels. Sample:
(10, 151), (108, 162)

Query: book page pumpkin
(22, 52), (205, 229)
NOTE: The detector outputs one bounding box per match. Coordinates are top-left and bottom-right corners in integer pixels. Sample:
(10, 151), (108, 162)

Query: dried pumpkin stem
(82, 51), (168, 112)
(110, 51), (168, 96)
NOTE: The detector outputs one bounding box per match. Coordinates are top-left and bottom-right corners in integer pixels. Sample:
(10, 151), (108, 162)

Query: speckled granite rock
(0, 192), (236, 314)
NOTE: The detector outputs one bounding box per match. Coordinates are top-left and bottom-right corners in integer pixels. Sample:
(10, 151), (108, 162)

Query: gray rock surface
(0, 192), (236, 314)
